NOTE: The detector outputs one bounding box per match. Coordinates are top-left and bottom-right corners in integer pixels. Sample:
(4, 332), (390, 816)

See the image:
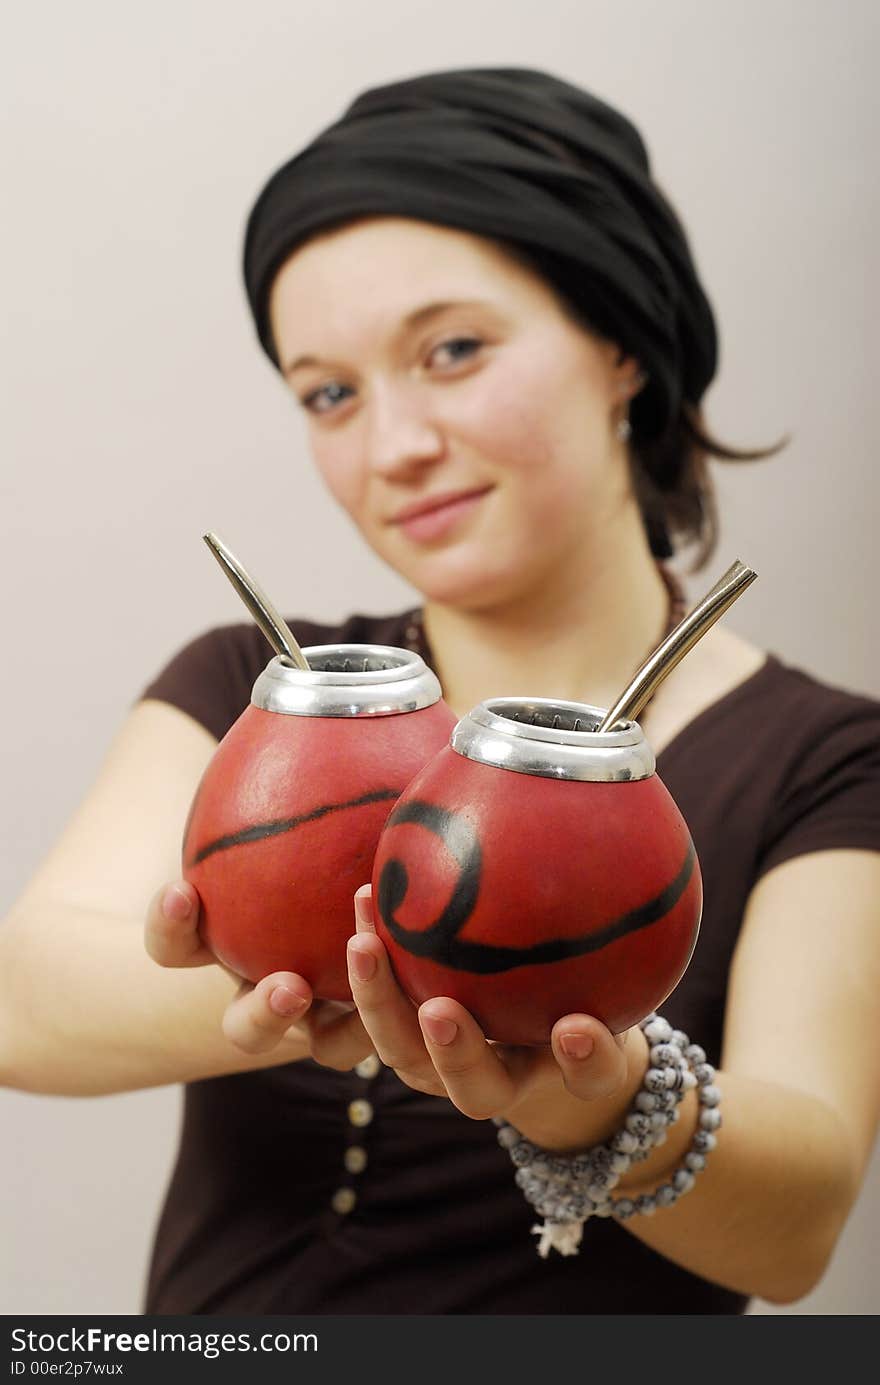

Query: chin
(390, 549), (523, 611)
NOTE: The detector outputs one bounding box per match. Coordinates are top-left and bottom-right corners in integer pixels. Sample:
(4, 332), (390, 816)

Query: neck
(422, 532), (673, 720)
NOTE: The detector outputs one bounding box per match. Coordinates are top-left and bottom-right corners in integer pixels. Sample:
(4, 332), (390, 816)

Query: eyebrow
(281, 300), (496, 377)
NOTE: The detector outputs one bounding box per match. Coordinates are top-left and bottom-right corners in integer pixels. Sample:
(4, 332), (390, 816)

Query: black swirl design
(377, 798), (696, 973)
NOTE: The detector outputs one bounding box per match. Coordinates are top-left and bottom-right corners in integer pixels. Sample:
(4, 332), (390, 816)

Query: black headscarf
(243, 68), (719, 558)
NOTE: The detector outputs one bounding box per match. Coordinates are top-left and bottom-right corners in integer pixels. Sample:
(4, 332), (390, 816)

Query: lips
(387, 486), (494, 544)
(388, 486), (494, 526)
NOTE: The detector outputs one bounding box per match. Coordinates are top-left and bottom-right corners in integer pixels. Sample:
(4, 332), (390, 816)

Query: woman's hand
(347, 884), (646, 1151)
(144, 880), (375, 1070)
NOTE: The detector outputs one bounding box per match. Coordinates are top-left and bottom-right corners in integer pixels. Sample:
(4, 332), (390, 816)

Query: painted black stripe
(440, 841), (697, 973)
(377, 796), (696, 974)
(188, 788), (402, 867)
(380, 800), (483, 950)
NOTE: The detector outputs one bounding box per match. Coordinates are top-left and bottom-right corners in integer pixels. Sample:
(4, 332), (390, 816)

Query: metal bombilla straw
(203, 531), (311, 671)
(597, 559), (757, 733)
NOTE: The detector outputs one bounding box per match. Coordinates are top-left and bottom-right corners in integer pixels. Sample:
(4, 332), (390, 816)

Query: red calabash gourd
(372, 696), (702, 1045)
(182, 645), (456, 999)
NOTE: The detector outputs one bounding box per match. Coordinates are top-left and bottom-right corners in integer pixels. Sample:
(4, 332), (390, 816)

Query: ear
(612, 349), (646, 401)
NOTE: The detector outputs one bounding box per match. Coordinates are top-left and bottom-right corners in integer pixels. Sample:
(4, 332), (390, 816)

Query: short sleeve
(138, 617), (335, 743)
(757, 690), (880, 878)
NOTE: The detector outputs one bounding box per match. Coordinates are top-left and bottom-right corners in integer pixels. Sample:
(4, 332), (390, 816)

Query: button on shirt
(330, 1187), (357, 1216)
(344, 1146), (368, 1174)
(354, 1055), (380, 1080)
(347, 1098), (374, 1128)
(330, 1069), (380, 1217)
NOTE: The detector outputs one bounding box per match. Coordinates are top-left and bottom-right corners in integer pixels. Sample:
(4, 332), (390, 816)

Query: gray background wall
(1, 0), (877, 1315)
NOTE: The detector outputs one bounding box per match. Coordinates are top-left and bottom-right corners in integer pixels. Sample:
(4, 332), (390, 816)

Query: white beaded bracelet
(494, 1013), (721, 1258)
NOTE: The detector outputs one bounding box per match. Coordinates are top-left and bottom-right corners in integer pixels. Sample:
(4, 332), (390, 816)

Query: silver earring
(616, 414), (632, 442)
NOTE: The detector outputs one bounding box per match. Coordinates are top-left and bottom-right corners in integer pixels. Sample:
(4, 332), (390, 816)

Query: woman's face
(269, 218), (640, 608)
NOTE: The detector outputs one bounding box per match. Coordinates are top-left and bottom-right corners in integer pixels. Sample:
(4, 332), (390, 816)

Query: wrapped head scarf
(243, 68), (719, 558)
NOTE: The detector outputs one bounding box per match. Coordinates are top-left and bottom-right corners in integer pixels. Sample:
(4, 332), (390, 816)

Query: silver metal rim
(451, 697), (655, 782)
(251, 645), (443, 717)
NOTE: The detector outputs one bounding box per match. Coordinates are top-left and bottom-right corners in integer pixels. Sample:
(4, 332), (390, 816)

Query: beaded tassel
(496, 1013), (721, 1256)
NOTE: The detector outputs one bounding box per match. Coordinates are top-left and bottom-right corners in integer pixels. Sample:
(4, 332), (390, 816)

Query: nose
(363, 378), (446, 479)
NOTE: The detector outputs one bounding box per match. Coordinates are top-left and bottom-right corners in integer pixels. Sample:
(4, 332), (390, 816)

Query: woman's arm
(605, 847), (880, 1303)
(0, 699), (368, 1095)
(343, 848), (880, 1305)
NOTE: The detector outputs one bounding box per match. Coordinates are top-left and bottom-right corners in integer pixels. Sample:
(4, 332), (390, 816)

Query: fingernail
(162, 885), (193, 921)
(419, 1011), (458, 1046)
(354, 888), (375, 933)
(559, 1032), (595, 1061)
(348, 940), (377, 983)
(269, 985), (307, 1018)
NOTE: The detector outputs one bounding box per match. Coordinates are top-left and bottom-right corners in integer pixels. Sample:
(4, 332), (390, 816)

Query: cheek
(458, 354), (607, 493)
(458, 367), (556, 471)
(309, 434), (366, 515)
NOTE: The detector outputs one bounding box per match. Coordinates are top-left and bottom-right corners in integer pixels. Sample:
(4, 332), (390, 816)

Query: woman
(2, 69), (878, 1315)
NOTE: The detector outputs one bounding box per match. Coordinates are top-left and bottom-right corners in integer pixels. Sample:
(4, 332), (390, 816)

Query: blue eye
(302, 381), (354, 415)
(430, 337), (483, 366)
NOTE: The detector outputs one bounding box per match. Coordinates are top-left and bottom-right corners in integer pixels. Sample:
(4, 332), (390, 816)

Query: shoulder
(140, 608), (419, 742)
(147, 607), (419, 683)
(757, 652), (880, 725)
(734, 636), (880, 750)
(721, 641), (880, 874)
(645, 624), (878, 756)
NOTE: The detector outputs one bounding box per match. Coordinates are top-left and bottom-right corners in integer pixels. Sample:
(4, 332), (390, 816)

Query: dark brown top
(140, 608), (880, 1315)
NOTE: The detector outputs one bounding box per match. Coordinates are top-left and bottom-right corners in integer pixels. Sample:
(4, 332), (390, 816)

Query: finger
(418, 999), (516, 1119)
(144, 881), (215, 968)
(221, 972), (312, 1054)
(302, 1002), (375, 1072)
(550, 1015), (630, 1101)
(354, 883), (375, 934)
(346, 930), (442, 1092)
